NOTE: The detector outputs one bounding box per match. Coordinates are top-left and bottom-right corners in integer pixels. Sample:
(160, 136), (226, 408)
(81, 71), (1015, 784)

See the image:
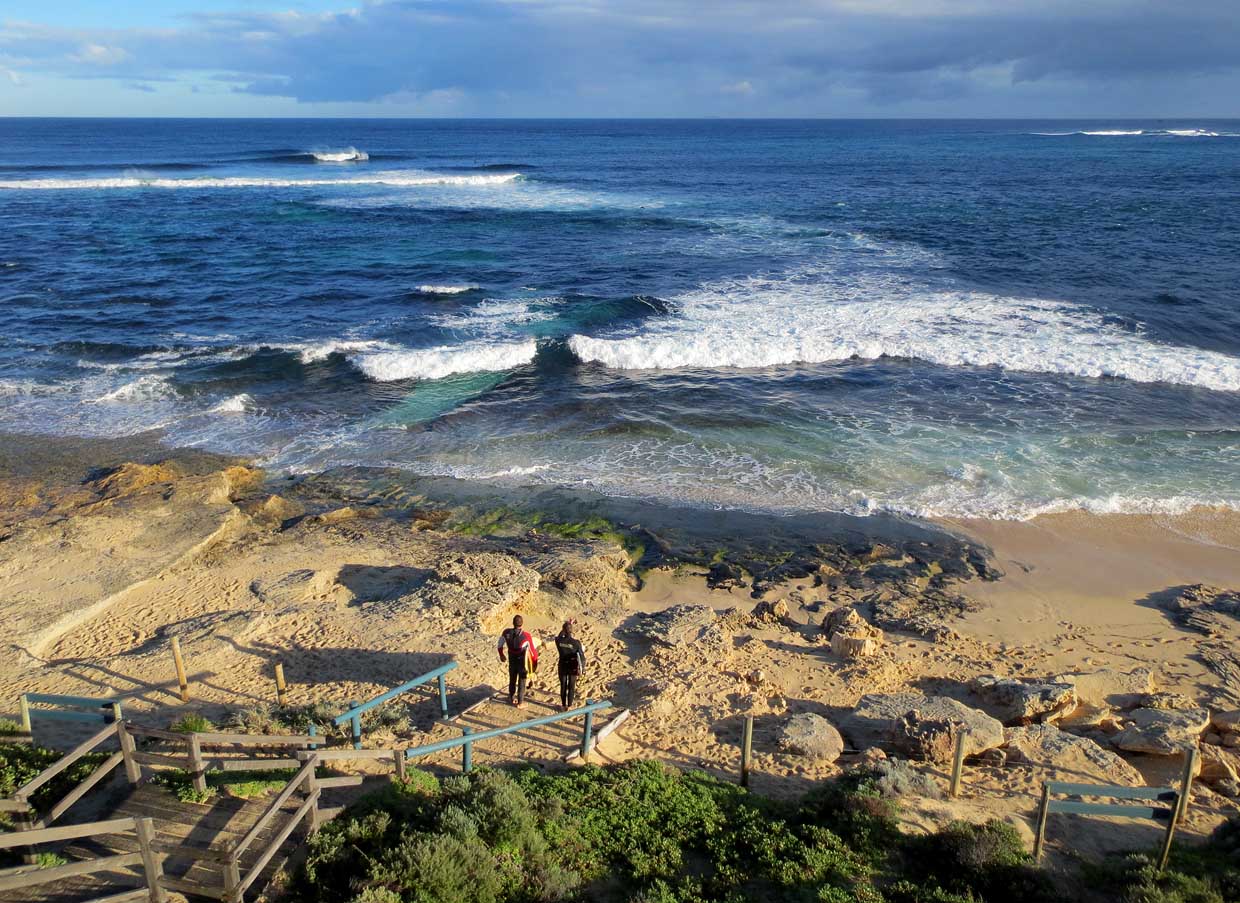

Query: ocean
(1, 118), (1237, 520)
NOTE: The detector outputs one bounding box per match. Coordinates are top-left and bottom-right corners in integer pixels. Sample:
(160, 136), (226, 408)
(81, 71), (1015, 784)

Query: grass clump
(154, 765), (312, 804)
(35, 851), (68, 869)
(169, 712), (215, 734)
(0, 719), (24, 735)
(224, 701), (414, 742)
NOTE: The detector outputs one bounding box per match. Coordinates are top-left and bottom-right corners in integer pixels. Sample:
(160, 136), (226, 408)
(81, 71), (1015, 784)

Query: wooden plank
(87, 889), (149, 903)
(14, 722), (118, 800)
(0, 817), (137, 848)
(194, 732), (315, 747)
(316, 775), (367, 789)
(210, 757), (302, 772)
(445, 689), (496, 723)
(231, 757), (316, 858)
(29, 709), (111, 724)
(304, 748), (395, 762)
(0, 852), (143, 890)
(564, 708), (632, 761)
(37, 751), (124, 827)
(1047, 800), (1172, 820)
(0, 799), (32, 812)
(123, 725), (190, 742)
(0, 733), (34, 745)
(159, 875), (221, 897)
(318, 805), (346, 822)
(236, 790), (318, 897)
(130, 751), (188, 768)
(1047, 781), (1176, 801)
(150, 841), (232, 863)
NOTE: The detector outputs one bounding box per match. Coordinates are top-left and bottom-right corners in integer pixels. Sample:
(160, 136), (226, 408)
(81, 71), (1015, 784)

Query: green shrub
(169, 713), (214, 734)
(0, 719), (24, 736)
(1095, 817), (1240, 903)
(901, 820), (1050, 903)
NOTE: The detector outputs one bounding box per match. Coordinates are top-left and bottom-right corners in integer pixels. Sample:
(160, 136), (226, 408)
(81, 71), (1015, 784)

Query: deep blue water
(1, 118), (1238, 518)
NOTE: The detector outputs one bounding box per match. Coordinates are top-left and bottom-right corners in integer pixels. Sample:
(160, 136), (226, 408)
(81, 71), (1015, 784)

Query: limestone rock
(1005, 724), (1144, 786)
(1139, 692), (1199, 711)
(1211, 710), (1240, 733)
(779, 713), (844, 762)
(840, 693), (1004, 756)
(245, 494), (304, 529)
(1054, 668), (1156, 710)
(971, 676), (1076, 725)
(1112, 706), (1210, 756)
(620, 604), (717, 647)
(1160, 584), (1240, 636)
(893, 712), (959, 764)
(1199, 744), (1240, 789)
(526, 540), (631, 608)
(752, 598), (791, 624)
(411, 552), (540, 628)
(822, 606), (884, 659)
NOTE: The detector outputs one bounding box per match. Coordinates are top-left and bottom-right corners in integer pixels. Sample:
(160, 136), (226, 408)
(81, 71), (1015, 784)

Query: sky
(1, 0), (1238, 118)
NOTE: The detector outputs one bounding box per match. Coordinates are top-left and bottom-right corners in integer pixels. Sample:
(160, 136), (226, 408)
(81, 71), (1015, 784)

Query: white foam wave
(418, 284), (479, 295)
(91, 374), (176, 403)
(1164, 129), (1220, 137)
(211, 393), (254, 414)
(354, 339), (538, 382)
(1081, 130), (1144, 136)
(1032, 128), (1231, 138)
(0, 172), (520, 191)
(428, 299), (555, 332)
(312, 148), (369, 162)
(566, 270), (1240, 392)
(292, 339), (398, 364)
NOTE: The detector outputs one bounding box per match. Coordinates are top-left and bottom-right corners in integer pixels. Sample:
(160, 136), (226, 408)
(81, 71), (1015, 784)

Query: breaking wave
(311, 148), (369, 162)
(353, 340), (538, 382)
(566, 270), (1240, 392)
(417, 284), (480, 295)
(0, 171), (521, 191)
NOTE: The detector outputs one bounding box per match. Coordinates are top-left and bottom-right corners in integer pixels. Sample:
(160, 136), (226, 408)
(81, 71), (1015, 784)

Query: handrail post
(307, 723), (318, 750)
(462, 728), (473, 773)
(438, 673), (449, 720)
(950, 730), (968, 798)
(275, 663), (288, 707)
(188, 733), (207, 795)
(393, 748), (406, 782)
(1033, 783), (1050, 861)
(350, 703), (362, 750)
(1175, 745), (1197, 825)
(740, 715), (753, 787)
(118, 721), (141, 784)
(134, 816), (167, 903)
(223, 853), (242, 903)
(580, 700), (595, 762)
(170, 637), (189, 703)
(304, 753), (321, 836)
(13, 806), (36, 864)
(19, 694), (31, 734)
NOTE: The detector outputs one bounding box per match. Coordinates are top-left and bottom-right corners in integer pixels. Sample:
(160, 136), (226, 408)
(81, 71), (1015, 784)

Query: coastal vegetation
(288, 760), (1240, 903)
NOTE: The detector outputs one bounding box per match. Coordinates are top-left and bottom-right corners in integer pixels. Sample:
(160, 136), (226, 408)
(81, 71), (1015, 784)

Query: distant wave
(417, 284), (480, 295)
(211, 393), (254, 414)
(90, 374), (177, 403)
(1032, 128), (1232, 138)
(354, 340), (538, 381)
(0, 171), (522, 191)
(566, 269), (1240, 393)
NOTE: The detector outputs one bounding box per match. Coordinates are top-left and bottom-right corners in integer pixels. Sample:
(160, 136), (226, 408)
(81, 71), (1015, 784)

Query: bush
(169, 712), (214, 734)
(1096, 817), (1240, 903)
(901, 820), (1050, 903)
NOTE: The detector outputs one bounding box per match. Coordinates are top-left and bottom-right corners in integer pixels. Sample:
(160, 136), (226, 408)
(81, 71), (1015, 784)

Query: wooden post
(393, 749), (407, 782)
(304, 754), (321, 837)
(740, 715), (754, 788)
(223, 854), (242, 903)
(13, 807), (37, 865)
(275, 663), (288, 707)
(438, 673), (449, 720)
(580, 701), (595, 762)
(1033, 783), (1051, 861)
(188, 733), (207, 795)
(134, 816), (167, 903)
(18, 694), (31, 734)
(170, 637), (189, 703)
(1175, 745), (1197, 826)
(950, 730), (967, 798)
(118, 721), (141, 784)
(110, 702), (123, 725)
(462, 728), (473, 773)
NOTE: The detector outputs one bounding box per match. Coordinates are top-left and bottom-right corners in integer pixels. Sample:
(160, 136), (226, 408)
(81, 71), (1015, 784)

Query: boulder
(839, 693), (1004, 757)
(706, 561), (747, 590)
(1054, 668), (1156, 710)
(1199, 744), (1240, 789)
(1112, 706), (1210, 756)
(823, 606), (884, 659)
(1138, 692), (1199, 711)
(893, 712), (959, 764)
(525, 541), (631, 608)
(1212, 710), (1240, 733)
(1004, 724), (1144, 786)
(752, 598), (791, 625)
(779, 713), (844, 762)
(410, 552), (540, 628)
(971, 676), (1076, 725)
(620, 604), (717, 647)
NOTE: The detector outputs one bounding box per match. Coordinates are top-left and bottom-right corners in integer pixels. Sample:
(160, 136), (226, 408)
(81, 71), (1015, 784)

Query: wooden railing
(122, 723), (317, 794)
(19, 692), (124, 732)
(0, 816), (165, 903)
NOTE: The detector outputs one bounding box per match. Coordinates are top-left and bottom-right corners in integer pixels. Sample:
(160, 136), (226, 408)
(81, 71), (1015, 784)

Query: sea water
(0, 118), (1237, 520)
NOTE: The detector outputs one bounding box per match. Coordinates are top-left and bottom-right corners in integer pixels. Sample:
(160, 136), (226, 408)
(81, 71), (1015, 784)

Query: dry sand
(2, 435), (1238, 869)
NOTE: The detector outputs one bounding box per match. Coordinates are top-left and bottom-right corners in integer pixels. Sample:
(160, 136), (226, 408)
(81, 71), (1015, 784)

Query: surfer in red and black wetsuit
(497, 615), (538, 709)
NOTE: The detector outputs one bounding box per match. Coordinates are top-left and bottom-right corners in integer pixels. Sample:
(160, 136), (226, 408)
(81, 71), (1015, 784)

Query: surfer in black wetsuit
(554, 620), (587, 711)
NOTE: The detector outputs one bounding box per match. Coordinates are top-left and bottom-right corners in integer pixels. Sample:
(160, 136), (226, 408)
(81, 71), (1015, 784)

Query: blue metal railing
(331, 662), (458, 749)
(19, 693), (124, 732)
(403, 699), (612, 772)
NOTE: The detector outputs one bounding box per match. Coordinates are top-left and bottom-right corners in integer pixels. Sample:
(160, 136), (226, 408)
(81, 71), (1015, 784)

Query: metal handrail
(331, 661), (457, 749)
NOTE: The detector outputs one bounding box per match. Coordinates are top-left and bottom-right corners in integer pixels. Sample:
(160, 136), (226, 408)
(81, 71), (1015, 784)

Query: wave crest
(355, 340), (538, 382)
(0, 171), (521, 191)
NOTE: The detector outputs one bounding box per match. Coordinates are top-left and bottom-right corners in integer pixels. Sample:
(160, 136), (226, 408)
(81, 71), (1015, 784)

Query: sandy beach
(2, 432), (1239, 868)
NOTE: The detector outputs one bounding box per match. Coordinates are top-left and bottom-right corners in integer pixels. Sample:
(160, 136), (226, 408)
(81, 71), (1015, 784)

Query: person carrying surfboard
(497, 614), (538, 709)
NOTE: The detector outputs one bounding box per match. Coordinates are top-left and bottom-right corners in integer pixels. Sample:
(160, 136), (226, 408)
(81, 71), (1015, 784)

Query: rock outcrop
(620, 604), (718, 647)
(779, 713), (844, 762)
(525, 540), (631, 609)
(822, 606), (884, 659)
(1004, 724), (1144, 786)
(971, 676), (1076, 725)
(1054, 668), (1156, 710)
(1112, 706), (1210, 756)
(410, 552), (541, 629)
(840, 693), (1004, 757)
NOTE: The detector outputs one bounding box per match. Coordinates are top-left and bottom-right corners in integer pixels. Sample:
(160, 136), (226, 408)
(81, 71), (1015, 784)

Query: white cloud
(70, 43), (131, 65)
(721, 79), (755, 95)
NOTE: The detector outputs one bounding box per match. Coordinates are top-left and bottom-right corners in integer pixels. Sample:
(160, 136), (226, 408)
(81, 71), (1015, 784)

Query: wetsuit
(554, 632), (586, 708)
(498, 627), (538, 705)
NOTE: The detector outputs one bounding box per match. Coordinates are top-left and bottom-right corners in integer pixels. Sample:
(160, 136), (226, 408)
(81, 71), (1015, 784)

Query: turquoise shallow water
(1, 118), (1238, 519)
